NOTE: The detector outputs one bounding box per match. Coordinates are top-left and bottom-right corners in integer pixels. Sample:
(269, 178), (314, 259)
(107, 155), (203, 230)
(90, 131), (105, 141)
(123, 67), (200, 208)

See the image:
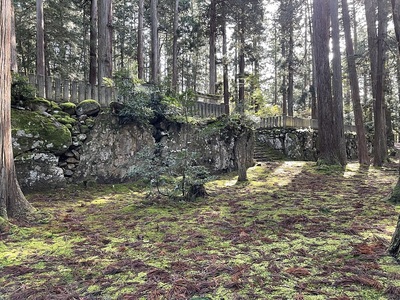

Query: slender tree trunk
(330, 0), (347, 165)
(137, 0), (144, 80)
(171, 0), (179, 93)
(222, 0), (229, 114)
(281, 37), (287, 116)
(150, 0), (159, 84)
(365, 0), (378, 100)
(287, 0), (294, 117)
(1, 0), (35, 220)
(89, 0), (98, 92)
(307, 0), (318, 119)
(209, 0), (217, 94)
(274, 24), (278, 106)
(98, 0), (113, 87)
(36, 0), (45, 97)
(342, 0), (370, 165)
(238, 11), (245, 115)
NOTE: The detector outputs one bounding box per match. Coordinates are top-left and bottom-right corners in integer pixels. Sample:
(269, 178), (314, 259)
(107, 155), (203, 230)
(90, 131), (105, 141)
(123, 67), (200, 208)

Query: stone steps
(253, 143), (286, 162)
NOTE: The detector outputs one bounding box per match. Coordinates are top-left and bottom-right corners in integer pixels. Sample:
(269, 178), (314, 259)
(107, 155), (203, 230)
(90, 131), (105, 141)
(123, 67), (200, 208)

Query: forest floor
(1, 161), (400, 299)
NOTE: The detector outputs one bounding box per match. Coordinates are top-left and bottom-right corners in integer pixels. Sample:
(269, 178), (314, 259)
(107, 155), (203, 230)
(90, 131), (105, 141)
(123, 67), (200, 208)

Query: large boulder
(15, 153), (66, 192)
(12, 109), (72, 156)
(73, 114), (155, 183)
(76, 99), (101, 117)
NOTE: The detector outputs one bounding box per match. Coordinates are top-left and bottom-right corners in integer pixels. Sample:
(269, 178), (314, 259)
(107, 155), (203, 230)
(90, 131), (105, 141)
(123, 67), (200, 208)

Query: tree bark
(237, 6), (245, 115)
(341, 0), (370, 165)
(98, 0), (113, 87)
(373, 0), (388, 166)
(209, 0), (217, 95)
(36, 0), (45, 96)
(287, 0), (294, 117)
(221, 0), (229, 114)
(0, 0), (35, 220)
(281, 37), (287, 116)
(392, 0), (400, 54)
(171, 0), (179, 93)
(330, 0), (347, 165)
(137, 0), (144, 80)
(89, 0), (98, 91)
(150, 0), (159, 85)
(313, 0), (345, 165)
(10, 2), (17, 73)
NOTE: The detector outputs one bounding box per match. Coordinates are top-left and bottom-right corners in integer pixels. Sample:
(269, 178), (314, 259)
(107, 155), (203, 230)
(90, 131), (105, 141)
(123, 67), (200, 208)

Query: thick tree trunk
(235, 131), (252, 182)
(89, 0), (97, 91)
(389, 212), (400, 258)
(98, 0), (113, 86)
(36, 0), (45, 97)
(209, 0), (217, 95)
(341, 0), (370, 165)
(150, 0), (159, 85)
(313, 0), (345, 165)
(0, 0), (35, 220)
(373, 0), (388, 166)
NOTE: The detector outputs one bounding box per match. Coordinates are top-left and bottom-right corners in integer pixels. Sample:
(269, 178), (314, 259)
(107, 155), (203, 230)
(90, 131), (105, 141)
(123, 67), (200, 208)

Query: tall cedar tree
(312, 0), (346, 165)
(36, 0), (45, 97)
(330, 0), (347, 165)
(150, 0), (159, 84)
(98, 0), (112, 86)
(209, 0), (217, 94)
(0, 0), (35, 220)
(341, 0), (370, 165)
(89, 0), (98, 91)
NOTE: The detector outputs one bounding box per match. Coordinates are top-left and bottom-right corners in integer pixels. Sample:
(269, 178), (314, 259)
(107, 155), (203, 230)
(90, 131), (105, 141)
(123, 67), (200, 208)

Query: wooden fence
(24, 73), (225, 118)
(27, 74), (114, 107)
(24, 74), (356, 129)
(258, 116), (357, 132)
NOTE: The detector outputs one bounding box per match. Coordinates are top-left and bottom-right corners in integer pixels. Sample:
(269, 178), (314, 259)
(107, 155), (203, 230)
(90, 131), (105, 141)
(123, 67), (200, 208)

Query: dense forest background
(13, 0), (399, 122)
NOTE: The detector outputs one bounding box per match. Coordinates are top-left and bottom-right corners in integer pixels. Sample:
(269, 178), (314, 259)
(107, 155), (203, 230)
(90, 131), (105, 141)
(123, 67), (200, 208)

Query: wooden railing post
(71, 81), (78, 103)
(45, 76), (54, 100)
(37, 74), (45, 98)
(62, 79), (70, 101)
(54, 77), (62, 101)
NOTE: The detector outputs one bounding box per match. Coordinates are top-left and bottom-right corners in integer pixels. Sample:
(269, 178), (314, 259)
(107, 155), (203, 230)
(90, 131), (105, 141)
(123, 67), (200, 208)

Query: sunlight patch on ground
(343, 162), (362, 178)
(270, 161), (306, 187)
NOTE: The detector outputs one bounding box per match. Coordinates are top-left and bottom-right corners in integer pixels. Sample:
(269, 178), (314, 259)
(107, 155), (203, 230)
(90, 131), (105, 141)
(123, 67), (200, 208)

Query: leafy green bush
(129, 144), (211, 201)
(11, 73), (36, 106)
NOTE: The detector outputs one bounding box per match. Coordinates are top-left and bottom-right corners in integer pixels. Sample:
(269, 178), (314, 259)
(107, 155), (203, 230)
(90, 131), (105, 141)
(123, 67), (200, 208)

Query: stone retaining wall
(256, 128), (364, 161)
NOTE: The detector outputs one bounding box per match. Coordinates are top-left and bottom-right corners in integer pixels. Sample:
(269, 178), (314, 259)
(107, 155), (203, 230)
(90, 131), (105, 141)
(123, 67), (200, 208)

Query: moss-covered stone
(28, 97), (52, 112)
(60, 102), (77, 115)
(12, 109), (72, 156)
(54, 113), (77, 126)
(76, 99), (101, 117)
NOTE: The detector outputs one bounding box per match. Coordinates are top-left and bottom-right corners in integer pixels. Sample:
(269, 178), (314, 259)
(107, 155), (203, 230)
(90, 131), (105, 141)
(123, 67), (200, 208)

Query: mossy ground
(1, 161), (400, 299)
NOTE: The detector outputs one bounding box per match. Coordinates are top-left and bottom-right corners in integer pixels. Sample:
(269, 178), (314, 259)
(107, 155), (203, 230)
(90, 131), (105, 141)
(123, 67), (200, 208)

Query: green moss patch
(11, 109), (72, 156)
(1, 162), (400, 299)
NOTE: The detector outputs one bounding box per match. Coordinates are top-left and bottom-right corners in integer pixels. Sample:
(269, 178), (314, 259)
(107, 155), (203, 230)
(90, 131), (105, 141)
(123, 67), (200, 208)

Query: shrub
(129, 144), (211, 201)
(11, 73), (36, 106)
